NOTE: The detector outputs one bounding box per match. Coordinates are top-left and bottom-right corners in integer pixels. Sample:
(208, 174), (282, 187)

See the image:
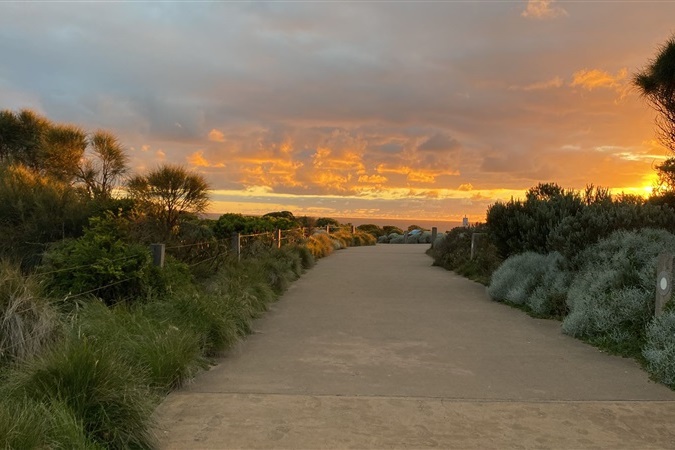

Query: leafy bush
(562, 228), (675, 356)
(356, 224), (385, 238)
(0, 260), (61, 364)
(430, 226), (501, 284)
(548, 200), (675, 266)
(41, 215), (153, 306)
(643, 310), (675, 388)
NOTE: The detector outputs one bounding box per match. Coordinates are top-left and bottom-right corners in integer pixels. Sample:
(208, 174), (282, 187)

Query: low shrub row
(0, 244), (314, 449)
(306, 229), (376, 259)
(487, 228), (675, 388)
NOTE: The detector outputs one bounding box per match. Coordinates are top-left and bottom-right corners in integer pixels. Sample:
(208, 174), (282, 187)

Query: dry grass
(0, 260), (61, 364)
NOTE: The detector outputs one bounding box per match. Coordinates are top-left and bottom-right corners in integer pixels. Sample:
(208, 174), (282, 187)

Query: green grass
(3, 337), (156, 449)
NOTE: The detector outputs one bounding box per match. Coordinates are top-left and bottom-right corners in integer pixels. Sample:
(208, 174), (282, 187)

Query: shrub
(488, 252), (549, 306)
(430, 225), (501, 284)
(0, 260), (61, 364)
(643, 310), (675, 388)
(41, 215), (153, 306)
(356, 224), (384, 238)
(562, 228), (675, 356)
(4, 336), (155, 449)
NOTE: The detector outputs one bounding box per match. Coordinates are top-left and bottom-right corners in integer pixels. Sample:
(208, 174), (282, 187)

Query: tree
(127, 164), (210, 239)
(634, 35), (675, 152)
(76, 131), (129, 199)
(0, 109), (86, 181)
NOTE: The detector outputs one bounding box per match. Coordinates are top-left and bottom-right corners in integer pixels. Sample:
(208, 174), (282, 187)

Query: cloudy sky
(2, 0), (674, 223)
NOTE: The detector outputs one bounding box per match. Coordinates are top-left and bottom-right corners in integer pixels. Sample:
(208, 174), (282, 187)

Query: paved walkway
(154, 245), (675, 449)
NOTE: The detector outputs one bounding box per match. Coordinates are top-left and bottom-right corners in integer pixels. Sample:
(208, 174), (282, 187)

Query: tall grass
(0, 260), (61, 364)
(3, 337), (156, 449)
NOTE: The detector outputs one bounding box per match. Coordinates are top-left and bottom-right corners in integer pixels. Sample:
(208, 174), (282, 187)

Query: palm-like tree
(634, 35), (675, 152)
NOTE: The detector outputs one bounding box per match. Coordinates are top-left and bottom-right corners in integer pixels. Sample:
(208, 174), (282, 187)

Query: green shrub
(643, 310), (675, 388)
(41, 215), (152, 306)
(4, 336), (155, 449)
(527, 252), (572, 317)
(562, 228), (675, 356)
(0, 260), (61, 364)
(431, 226), (501, 284)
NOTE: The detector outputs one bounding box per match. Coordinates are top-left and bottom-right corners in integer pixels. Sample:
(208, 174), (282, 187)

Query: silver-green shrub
(562, 228), (675, 353)
(527, 252), (571, 316)
(488, 252), (550, 306)
(643, 310), (675, 388)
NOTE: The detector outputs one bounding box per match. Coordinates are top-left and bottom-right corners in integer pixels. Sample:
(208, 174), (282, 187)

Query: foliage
(486, 183), (591, 258)
(127, 164), (210, 239)
(213, 212), (298, 238)
(316, 217), (340, 228)
(356, 223), (384, 238)
(75, 131), (129, 199)
(429, 225), (501, 284)
(488, 251), (570, 317)
(643, 310), (675, 388)
(0, 163), (90, 268)
(3, 337), (155, 449)
(562, 228), (675, 356)
(547, 198), (675, 266)
(0, 261), (61, 364)
(0, 109), (87, 182)
(634, 34), (675, 152)
(382, 225), (404, 235)
(75, 302), (206, 393)
(41, 215), (154, 306)
(306, 232), (335, 259)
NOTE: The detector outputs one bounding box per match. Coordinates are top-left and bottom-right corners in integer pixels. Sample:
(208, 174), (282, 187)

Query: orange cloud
(187, 150), (226, 168)
(458, 183), (474, 191)
(570, 68), (628, 91)
(358, 174), (388, 184)
(522, 0), (568, 20)
(208, 128), (225, 142)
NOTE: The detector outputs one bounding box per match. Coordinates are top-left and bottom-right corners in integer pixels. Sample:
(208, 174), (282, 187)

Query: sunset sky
(2, 0), (675, 223)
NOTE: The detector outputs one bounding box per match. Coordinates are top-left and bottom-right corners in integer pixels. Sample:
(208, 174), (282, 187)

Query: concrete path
(154, 245), (675, 449)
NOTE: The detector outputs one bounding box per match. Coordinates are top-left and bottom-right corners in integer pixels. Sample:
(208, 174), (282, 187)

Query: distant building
(462, 216), (469, 227)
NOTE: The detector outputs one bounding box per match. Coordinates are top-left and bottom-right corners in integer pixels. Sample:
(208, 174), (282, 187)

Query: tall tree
(634, 35), (675, 153)
(127, 164), (210, 238)
(76, 131), (129, 199)
(0, 109), (86, 181)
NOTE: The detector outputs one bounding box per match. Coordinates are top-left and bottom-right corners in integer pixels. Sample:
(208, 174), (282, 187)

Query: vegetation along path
(154, 245), (675, 449)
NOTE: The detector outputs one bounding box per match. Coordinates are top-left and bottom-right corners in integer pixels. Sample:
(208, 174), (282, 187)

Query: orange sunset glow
(2, 1), (674, 225)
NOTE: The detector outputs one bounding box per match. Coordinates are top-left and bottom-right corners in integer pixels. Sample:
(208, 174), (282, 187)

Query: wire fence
(1, 225), (363, 304)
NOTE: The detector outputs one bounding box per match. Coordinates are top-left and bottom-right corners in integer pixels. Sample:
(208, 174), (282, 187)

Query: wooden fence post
(431, 227), (437, 248)
(150, 243), (165, 268)
(231, 232), (241, 261)
(471, 233), (486, 260)
(403, 231), (408, 244)
(326, 225), (330, 234)
(351, 225), (356, 234)
(656, 252), (673, 317)
(276, 229), (282, 249)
